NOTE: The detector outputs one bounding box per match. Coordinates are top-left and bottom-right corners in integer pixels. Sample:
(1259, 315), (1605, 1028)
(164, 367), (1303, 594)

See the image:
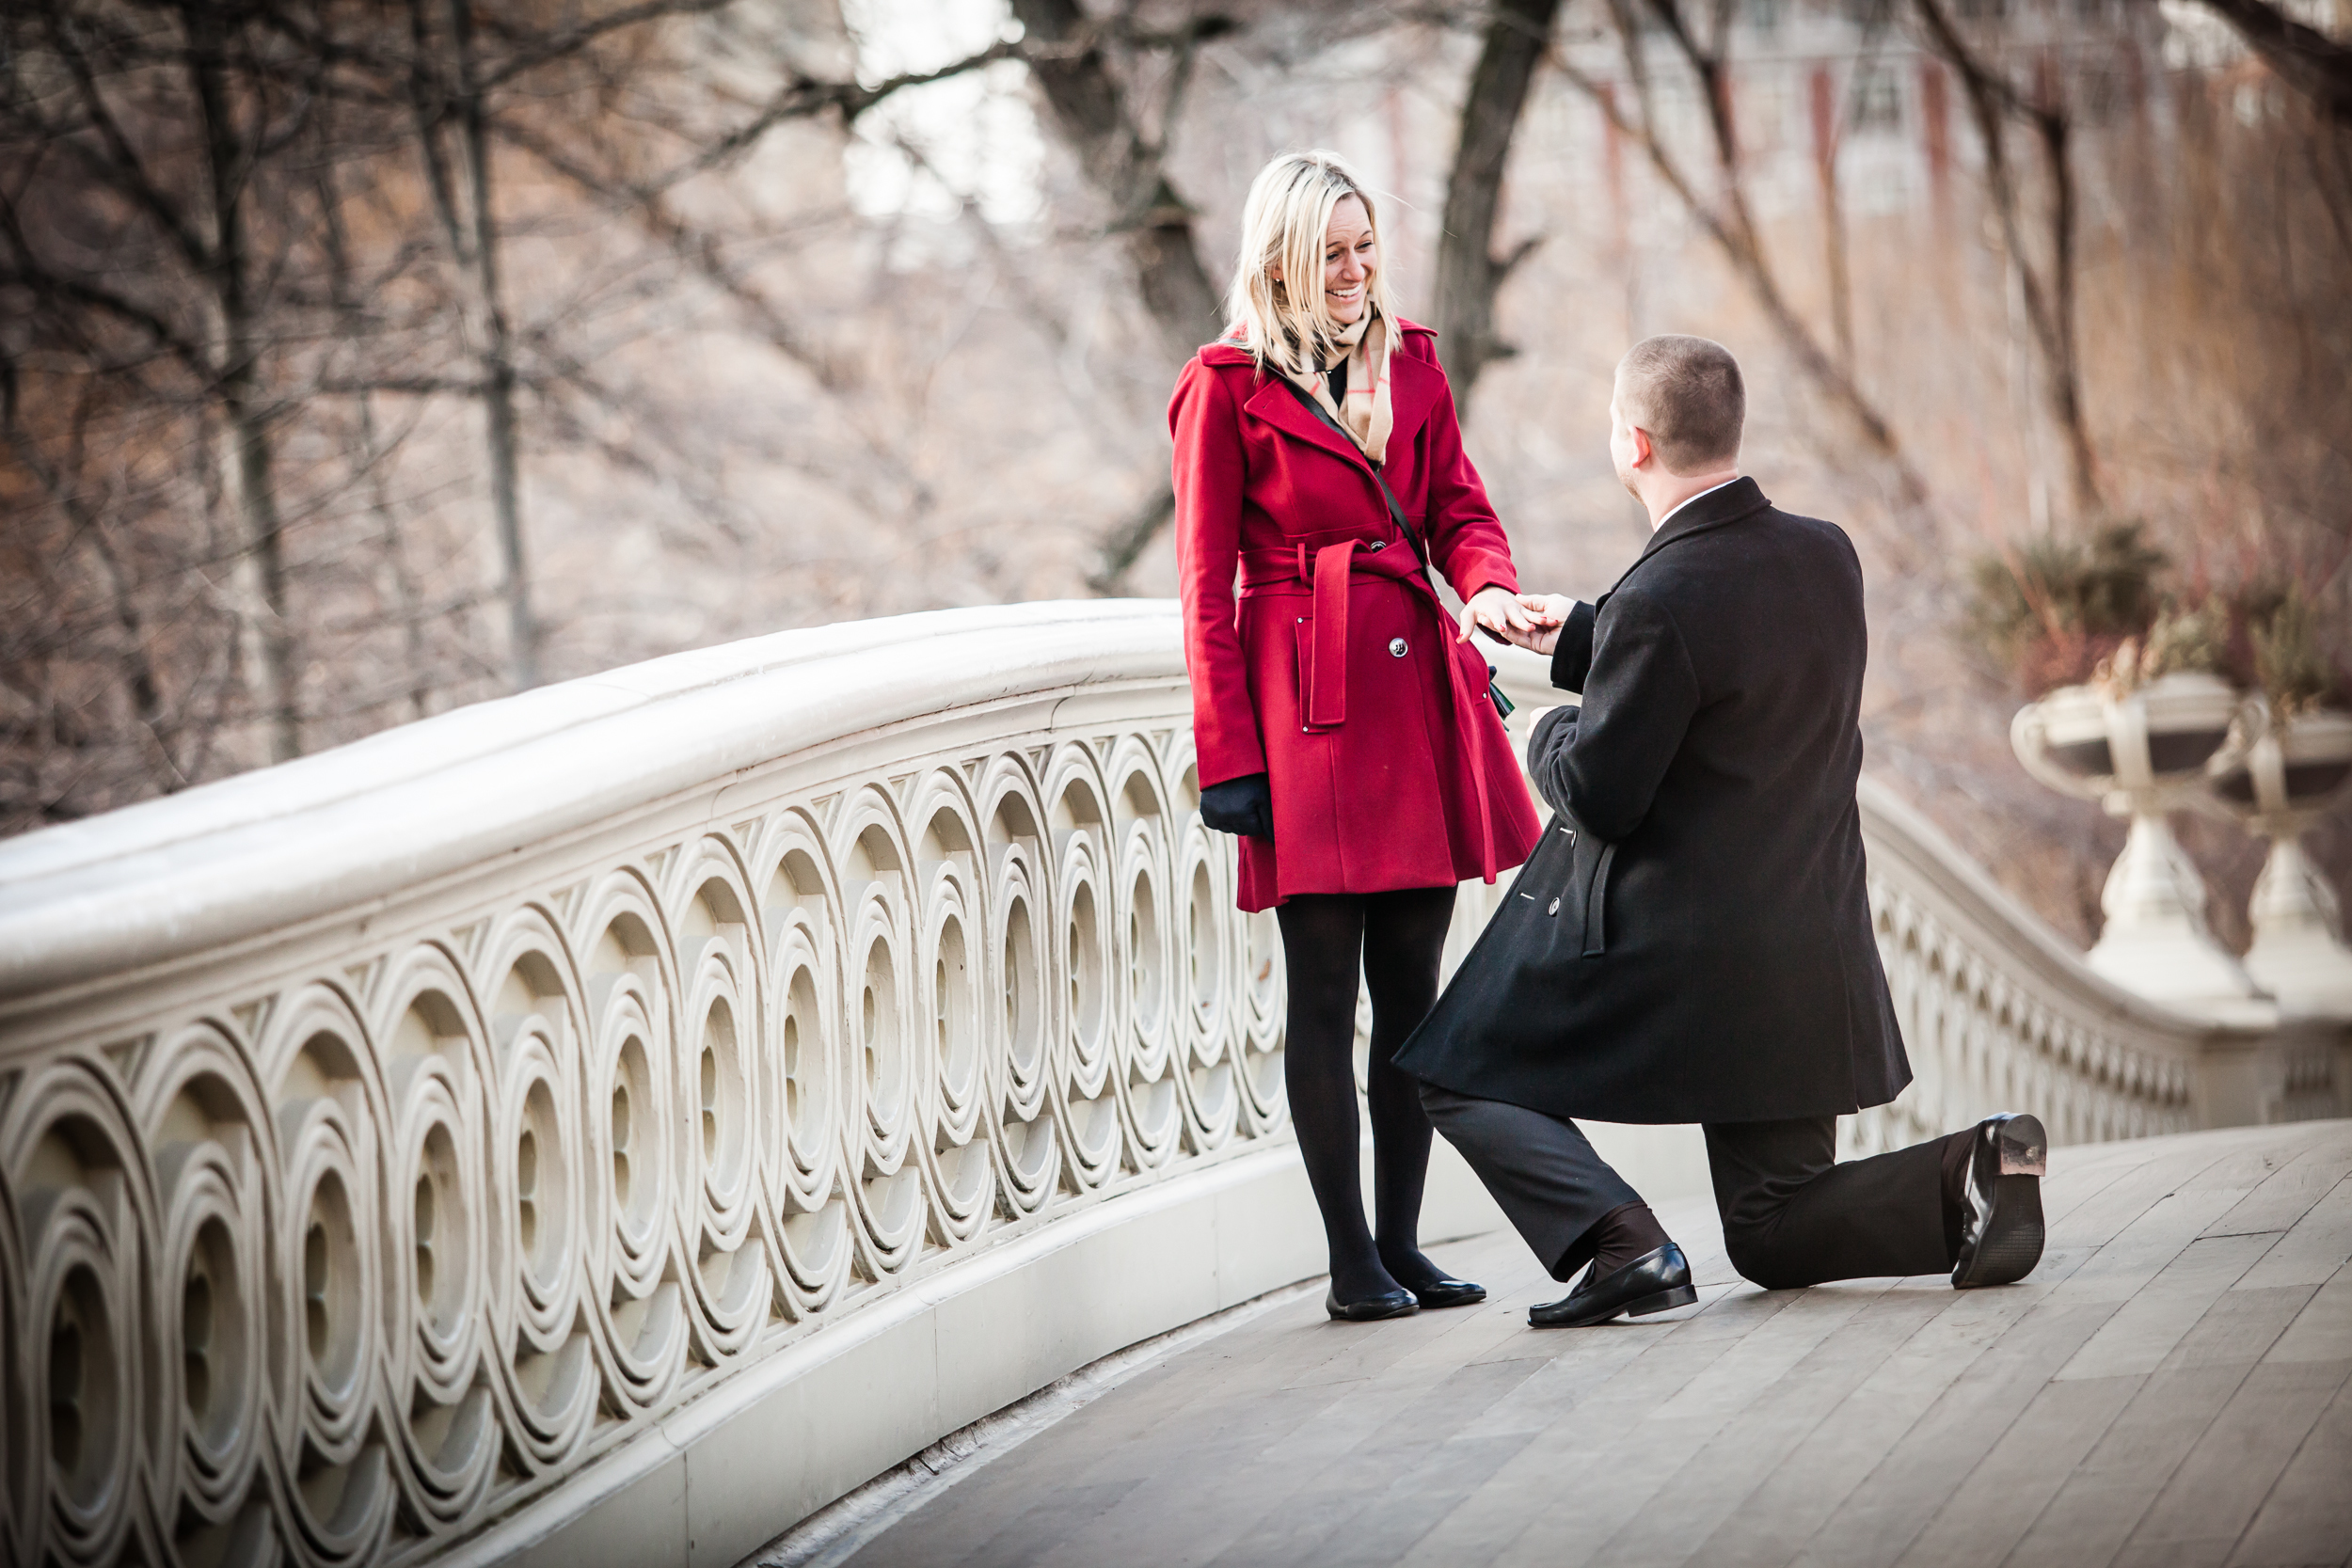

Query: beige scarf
(1285, 309), (1395, 467)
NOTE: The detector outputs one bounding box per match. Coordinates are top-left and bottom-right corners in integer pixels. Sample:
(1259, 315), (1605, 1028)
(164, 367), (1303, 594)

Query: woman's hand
(1199, 773), (1274, 841)
(1456, 585), (1536, 645)
(1499, 593), (1576, 657)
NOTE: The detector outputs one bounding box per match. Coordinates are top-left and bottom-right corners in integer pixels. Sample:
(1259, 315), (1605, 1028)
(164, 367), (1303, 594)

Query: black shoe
(1407, 1275), (1487, 1309)
(1529, 1243), (1695, 1327)
(1952, 1113), (2047, 1289)
(1326, 1288), (1419, 1323)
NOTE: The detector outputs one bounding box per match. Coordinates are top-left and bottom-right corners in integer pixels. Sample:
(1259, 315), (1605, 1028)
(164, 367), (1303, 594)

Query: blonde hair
(1225, 150), (1397, 378)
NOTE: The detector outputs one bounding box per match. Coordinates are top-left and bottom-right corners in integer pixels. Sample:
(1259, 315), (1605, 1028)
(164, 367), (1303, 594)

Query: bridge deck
(828, 1121), (2352, 1568)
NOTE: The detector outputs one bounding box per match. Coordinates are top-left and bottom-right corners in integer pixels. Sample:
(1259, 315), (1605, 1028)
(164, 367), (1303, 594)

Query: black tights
(1276, 885), (1459, 1303)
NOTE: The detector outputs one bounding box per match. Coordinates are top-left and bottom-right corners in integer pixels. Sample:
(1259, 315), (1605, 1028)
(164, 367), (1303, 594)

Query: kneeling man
(1394, 335), (2046, 1326)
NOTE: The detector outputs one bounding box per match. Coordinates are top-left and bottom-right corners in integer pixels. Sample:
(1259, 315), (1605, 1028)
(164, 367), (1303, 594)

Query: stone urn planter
(2011, 672), (2265, 1015)
(2208, 705), (2352, 1015)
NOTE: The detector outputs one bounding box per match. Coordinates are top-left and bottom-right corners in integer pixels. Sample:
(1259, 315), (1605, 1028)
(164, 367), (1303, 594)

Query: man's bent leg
(1419, 1084), (1643, 1280)
(1704, 1118), (1961, 1289)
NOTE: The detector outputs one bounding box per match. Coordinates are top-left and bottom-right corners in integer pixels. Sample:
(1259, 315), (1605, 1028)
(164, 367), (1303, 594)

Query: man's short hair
(1616, 335), (1744, 475)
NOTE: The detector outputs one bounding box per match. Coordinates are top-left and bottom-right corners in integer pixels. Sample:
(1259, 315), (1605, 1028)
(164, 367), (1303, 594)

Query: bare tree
(1009, 0), (1231, 366)
(1913, 0), (2102, 518)
(2191, 0), (2352, 121)
(1547, 0), (1931, 510)
(0, 3), (345, 762)
(1432, 0), (1564, 415)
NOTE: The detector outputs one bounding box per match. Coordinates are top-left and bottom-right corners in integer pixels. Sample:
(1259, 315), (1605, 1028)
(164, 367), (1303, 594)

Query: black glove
(1200, 772), (1274, 841)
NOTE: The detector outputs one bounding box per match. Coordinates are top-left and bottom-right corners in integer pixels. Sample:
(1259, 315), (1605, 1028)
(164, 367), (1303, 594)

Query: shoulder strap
(1275, 378), (1516, 720)
(1277, 377), (1427, 570)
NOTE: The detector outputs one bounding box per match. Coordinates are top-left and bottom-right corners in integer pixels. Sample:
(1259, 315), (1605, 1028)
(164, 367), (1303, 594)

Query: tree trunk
(1433, 0), (1564, 416)
(1912, 0), (2101, 517)
(189, 8), (300, 763)
(447, 0), (538, 689)
(318, 156), (433, 723)
(2195, 0), (2352, 121)
(1808, 66), (1855, 372)
(1007, 0), (1224, 366)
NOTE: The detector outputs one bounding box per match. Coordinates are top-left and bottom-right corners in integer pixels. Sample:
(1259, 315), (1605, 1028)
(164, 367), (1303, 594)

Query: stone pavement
(839, 1121), (2352, 1568)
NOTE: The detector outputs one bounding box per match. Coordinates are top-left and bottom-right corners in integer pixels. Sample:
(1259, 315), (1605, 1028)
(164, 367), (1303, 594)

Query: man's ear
(1630, 425), (1656, 471)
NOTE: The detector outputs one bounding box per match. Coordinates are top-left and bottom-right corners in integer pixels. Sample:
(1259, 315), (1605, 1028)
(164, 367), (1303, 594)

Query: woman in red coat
(1171, 150), (1547, 1319)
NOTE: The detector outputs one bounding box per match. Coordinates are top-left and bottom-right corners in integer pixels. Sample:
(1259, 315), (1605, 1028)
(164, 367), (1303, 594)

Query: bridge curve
(0, 602), (2337, 1568)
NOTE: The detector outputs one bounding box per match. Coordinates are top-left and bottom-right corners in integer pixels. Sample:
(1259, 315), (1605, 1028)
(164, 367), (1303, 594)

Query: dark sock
(1940, 1125), (1979, 1261)
(1574, 1201), (1670, 1282)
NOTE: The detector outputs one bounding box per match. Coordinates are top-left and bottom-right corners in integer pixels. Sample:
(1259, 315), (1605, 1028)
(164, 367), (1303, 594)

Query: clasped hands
(1457, 586), (1576, 657)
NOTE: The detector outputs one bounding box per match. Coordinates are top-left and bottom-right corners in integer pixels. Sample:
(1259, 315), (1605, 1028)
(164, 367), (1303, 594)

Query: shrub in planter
(1963, 523), (2168, 697)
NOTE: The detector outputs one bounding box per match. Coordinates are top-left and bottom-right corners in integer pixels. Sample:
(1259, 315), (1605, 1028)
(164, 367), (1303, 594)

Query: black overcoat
(1393, 478), (1912, 1124)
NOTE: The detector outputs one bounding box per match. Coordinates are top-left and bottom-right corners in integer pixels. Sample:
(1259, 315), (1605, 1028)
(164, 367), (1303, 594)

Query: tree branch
(2194, 0), (2352, 121)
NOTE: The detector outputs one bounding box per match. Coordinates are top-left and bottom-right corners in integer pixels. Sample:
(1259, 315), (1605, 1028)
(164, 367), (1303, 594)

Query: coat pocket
(1550, 819), (1615, 958)
(1581, 841), (1616, 958)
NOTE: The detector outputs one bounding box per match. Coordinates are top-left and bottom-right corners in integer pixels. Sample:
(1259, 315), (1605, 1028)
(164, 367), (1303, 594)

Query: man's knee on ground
(1722, 1219), (1814, 1291)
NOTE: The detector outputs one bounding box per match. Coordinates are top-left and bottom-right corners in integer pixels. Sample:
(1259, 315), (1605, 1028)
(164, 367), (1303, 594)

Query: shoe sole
(1413, 1289), (1487, 1309)
(1529, 1282), (1698, 1327)
(1955, 1116), (2048, 1289)
(1954, 1173), (2045, 1287)
(1326, 1301), (1420, 1323)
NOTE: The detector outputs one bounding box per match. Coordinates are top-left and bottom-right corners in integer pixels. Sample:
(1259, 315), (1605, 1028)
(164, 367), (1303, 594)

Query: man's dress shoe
(1326, 1288), (1419, 1322)
(1528, 1243), (1695, 1327)
(1952, 1112), (2046, 1289)
(1408, 1275), (1487, 1309)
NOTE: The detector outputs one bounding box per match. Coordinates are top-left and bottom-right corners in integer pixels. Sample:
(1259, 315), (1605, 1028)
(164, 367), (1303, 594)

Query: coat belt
(1237, 538), (1422, 730)
(1231, 538), (1506, 884)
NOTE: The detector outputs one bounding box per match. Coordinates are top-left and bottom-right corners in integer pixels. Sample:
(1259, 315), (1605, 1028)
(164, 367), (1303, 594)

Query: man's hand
(1456, 585), (1536, 644)
(1495, 593), (1576, 657)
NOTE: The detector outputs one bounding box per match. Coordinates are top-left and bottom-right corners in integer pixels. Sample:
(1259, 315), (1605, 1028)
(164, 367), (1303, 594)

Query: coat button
(1548, 896), (1562, 916)
(1388, 637), (1408, 657)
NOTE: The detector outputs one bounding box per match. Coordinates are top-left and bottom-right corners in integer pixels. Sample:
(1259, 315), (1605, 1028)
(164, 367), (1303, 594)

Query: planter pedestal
(2013, 673), (2265, 1021)
(2213, 709), (2352, 1019)
(2090, 813), (2269, 1010)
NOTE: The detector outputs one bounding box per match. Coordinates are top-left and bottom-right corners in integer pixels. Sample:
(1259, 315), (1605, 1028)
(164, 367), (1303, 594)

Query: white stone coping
(0, 600), (1183, 1008)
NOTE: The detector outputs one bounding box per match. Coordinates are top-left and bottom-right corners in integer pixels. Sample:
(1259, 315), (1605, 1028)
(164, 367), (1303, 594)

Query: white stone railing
(2, 606), (2330, 1568)
(0, 604), (1304, 1568)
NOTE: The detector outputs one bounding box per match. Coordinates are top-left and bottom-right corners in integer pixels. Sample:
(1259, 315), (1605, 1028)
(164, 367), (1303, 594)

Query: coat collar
(1210, 322), (1445, 472)
(1635, 475), (1769, 563)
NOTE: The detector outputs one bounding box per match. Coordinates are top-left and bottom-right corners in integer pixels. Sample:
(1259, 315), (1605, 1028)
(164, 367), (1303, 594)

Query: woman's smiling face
(1319, 195), (1375, 325)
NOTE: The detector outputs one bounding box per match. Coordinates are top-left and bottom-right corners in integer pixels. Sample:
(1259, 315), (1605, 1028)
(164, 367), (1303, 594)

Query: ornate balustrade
(2, 608), (2334, 1568)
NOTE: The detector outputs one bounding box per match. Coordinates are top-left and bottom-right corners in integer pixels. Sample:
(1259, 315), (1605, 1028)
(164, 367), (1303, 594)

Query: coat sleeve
(1525, 585), (1699, 841)
(1411, 357), (1518, 601)
(1169, 358), (1266, 787)
(1548, 599), (1599, 693)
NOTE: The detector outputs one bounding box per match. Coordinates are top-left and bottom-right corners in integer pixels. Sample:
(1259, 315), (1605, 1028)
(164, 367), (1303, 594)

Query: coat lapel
(1244, 375), (1369, 470)
(1384, 347), (1443, 458)
(1236, 325), (1444, 473)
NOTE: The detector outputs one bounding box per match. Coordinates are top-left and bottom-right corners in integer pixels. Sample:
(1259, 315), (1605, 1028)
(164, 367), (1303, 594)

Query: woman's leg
(1275, 893), (1397, 1302)
(1359, 884), (1460, 1288)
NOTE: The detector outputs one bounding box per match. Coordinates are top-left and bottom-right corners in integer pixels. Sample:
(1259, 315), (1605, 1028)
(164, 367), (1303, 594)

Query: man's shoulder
(1616, 502), (1862, 617)
(1761, 503), (1856, 553)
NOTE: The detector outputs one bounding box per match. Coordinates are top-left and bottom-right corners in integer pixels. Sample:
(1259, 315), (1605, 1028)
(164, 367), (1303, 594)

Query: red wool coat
(1170, 321), (1543, 911)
